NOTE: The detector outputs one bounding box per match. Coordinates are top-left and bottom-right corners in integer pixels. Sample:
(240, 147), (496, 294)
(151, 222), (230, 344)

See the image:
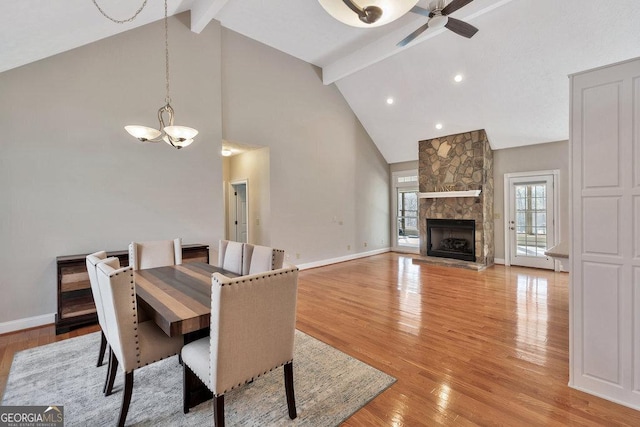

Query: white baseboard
(297, 248), (391, 271)
(494, 258), (505, 265)
(0, 313), (55, 335)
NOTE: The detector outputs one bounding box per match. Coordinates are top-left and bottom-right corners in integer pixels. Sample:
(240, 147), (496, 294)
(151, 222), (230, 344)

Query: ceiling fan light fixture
(429, 14), (448, 30)
(318, 0), (419, 28)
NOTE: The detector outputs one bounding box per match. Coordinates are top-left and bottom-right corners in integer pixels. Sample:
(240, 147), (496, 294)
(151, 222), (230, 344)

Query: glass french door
(507, 173), (555, 269)
(396, 189), (419, 249)
(391, 170), (419, 252)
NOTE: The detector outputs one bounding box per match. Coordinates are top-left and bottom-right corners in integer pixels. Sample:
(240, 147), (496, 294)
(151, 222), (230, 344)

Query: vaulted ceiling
(2, 0), (639, 163)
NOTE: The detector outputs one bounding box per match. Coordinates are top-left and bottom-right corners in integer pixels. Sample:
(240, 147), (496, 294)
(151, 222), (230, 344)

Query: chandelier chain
(92, 0), (149, 24)
(164, 0), (170, 103)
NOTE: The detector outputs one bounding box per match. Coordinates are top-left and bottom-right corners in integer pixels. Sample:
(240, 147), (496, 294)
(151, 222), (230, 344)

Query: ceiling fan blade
(445, 17), (478, 38)
(397, 22), (430, 47)
(442, 0), (473, 16)
(410, 5), (434, 18)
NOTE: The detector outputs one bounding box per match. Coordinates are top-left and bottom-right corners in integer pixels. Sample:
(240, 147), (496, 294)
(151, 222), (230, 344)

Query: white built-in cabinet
(569, 56), (640, 409)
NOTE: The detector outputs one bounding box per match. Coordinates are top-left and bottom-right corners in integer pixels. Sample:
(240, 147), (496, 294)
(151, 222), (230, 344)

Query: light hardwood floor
(2, 252), (640, 425)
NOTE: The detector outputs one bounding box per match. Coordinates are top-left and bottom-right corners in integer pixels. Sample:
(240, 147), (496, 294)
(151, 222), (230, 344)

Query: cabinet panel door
(570, 58), (640, 408)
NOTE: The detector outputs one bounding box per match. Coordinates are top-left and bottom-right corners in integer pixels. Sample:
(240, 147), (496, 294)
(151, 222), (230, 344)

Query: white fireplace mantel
(419, 190), (481, 199)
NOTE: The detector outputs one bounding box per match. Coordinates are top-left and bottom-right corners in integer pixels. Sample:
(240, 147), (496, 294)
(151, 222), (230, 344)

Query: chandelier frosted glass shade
(164, 125), (198, 141)
(125, 125), (162, 142)
(318, 0), (419, 27)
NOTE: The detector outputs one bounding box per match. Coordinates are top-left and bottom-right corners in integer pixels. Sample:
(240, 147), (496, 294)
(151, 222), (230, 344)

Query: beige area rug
(2, 330), (395, 426)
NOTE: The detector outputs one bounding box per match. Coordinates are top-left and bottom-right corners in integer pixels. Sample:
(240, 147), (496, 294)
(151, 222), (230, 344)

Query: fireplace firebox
(426, 219), (476, 262)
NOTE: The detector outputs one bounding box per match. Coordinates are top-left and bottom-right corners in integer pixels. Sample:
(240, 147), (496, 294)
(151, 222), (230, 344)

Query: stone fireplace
(418, 129), (494, 268)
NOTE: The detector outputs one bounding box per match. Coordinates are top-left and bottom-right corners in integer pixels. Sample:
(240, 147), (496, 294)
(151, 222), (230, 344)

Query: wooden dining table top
(135, 262), (239, 337)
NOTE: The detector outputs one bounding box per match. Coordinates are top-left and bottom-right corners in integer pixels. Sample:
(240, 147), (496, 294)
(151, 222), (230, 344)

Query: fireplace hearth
(427, 219), (476, 262)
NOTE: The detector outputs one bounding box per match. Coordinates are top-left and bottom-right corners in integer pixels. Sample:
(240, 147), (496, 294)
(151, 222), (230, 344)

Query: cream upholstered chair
(247, 245), (285, 275)
(217, 240), (252, 275)
(181, 266), (299, 426)
(86, 251), (109, 368)
(128, 238), (182, 271)
(96, 257), (183, 427)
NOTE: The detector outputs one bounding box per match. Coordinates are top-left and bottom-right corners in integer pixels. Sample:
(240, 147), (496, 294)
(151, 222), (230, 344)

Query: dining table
(135, 262), (239, 339)
(135, 261), (239, 408)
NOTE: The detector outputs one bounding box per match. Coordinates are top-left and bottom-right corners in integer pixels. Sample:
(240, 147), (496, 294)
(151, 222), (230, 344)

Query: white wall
(221, 29), (390, 264)
(493, 140), (569, 260)
(0, 15), (223, 326)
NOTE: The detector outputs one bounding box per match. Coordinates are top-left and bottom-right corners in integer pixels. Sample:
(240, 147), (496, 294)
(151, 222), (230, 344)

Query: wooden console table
(55, 243), (209, 334)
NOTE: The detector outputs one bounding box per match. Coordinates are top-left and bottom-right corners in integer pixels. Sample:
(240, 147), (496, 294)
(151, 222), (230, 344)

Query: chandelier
(93, 0), (198, 149)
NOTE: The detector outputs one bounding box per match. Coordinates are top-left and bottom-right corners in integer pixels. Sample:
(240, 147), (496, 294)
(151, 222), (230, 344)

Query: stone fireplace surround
(418, 129), (494, 268)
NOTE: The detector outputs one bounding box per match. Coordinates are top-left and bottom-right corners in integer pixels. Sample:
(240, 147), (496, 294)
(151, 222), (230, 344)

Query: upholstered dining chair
(128, 238), (182, 271)
(247, 245), (285, 275)
(217, 240), (252, 275)
(181, 266), (299, 426)
(96, 257), (183, 427)
(85, 251), (109, 368)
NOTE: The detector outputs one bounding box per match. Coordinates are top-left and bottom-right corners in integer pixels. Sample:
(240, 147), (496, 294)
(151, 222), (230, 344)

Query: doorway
(392, 170), (419, 252)
(229, 180), (248, 243)
(504, 171), (558, 270)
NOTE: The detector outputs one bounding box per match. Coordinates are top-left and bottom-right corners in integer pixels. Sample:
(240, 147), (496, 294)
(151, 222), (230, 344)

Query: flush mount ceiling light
(93, 0), (198, 149)
(318, 0), (419, 28)
(221, 149), (232, 157)
(386, 97), (394, 105)
(435, 123), (443, 130)
(454, 74), (463, 82)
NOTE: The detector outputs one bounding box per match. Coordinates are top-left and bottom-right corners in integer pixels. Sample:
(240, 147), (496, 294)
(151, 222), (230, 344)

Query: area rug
(2, 330), (395, 426)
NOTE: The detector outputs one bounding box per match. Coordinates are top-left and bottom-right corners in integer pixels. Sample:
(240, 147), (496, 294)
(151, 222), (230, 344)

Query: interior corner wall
(221, 29), (390, 264)
(493, 140), (569, 261)
(225, 147), (271, 245)
(0, 14), (224, 325)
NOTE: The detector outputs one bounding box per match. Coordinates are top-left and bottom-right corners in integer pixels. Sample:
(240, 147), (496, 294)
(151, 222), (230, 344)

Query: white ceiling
(2, 0), (640, 163)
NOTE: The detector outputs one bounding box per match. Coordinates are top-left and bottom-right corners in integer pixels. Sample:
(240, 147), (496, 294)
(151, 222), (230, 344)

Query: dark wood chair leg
(97, 331), (107, 367)
(117, 371), (134, 427)
(105, 350), (119, 396)
(103, 347), (113, 394)
(183, 364), (191, 414)
(213, 395), (225, 427)
(284, 362), (297, 420)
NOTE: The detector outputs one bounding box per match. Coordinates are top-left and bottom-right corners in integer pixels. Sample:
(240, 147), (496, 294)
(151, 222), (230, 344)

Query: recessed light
(221, 149), (232, 157)
(386, 97), (394, 105)
(435, 123), (443, 130)
(454, 74), (463, 83)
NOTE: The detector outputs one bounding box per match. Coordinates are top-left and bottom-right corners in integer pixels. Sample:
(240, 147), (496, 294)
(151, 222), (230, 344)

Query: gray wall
(221, 29), (390, 264)
(0, 15), (223, 326)
(0, 16), (391, 328)
(390, 161), (419, 174)
(493, 140), (569, 261)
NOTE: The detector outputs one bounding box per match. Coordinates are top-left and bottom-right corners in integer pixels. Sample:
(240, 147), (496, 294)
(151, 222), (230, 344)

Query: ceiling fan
(398, 0), (479, 47)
